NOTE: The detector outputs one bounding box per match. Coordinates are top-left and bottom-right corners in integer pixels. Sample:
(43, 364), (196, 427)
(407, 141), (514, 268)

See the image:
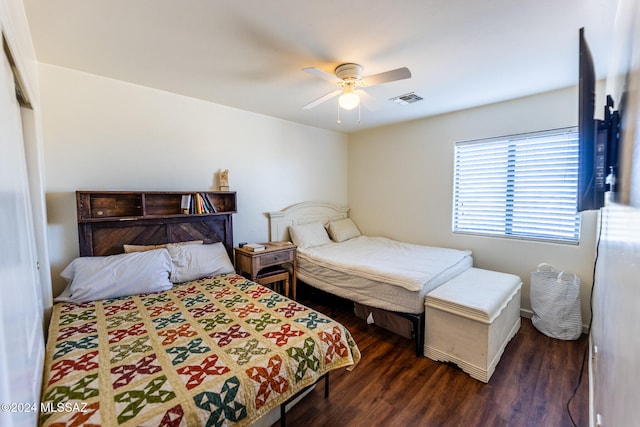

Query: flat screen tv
(577, 27), (621, 212)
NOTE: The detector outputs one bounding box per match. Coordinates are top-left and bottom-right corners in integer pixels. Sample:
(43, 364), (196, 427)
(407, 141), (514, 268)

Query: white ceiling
(23, 0), (619, 133)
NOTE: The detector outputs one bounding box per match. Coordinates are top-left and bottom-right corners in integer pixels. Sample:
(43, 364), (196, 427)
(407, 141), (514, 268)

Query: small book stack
(244, 243), (266, 252)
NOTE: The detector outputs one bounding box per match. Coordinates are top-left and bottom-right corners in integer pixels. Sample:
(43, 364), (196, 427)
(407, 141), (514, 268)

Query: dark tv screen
(577, 27), (605, 212)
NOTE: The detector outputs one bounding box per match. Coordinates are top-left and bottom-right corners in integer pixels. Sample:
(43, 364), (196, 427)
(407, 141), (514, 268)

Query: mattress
(297, 236), (473, 314)
(40, 273), (360, 427)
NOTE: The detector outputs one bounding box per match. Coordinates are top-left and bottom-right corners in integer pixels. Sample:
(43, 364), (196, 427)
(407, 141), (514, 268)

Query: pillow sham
(166, 242), (235, 283)
(289, 222), (331, 249)
(123, 240), (203, 253)
(55, 248), (173, 304)
(327, 217), (361, 242)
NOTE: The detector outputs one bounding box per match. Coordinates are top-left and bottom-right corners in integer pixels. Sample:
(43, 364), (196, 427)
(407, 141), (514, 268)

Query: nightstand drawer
(259, 250), (294, 267)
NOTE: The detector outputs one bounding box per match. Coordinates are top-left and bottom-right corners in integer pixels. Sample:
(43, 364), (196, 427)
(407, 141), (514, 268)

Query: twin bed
(268, 201), (473, 354)
(40, 200), (360, 427)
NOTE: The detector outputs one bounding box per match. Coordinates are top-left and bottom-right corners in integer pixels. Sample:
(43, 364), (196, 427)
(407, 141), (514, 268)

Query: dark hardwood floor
(276, 290), (590, 427)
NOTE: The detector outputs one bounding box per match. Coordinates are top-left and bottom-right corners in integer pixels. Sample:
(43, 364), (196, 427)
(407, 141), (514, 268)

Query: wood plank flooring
(275, 292), (590, 427)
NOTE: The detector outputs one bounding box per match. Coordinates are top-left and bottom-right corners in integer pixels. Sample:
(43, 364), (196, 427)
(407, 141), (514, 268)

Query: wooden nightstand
(234, 242), (297, 299)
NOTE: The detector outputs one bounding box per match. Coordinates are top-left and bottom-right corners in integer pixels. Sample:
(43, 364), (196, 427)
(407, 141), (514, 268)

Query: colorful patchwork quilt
(40, 273), (360, 426)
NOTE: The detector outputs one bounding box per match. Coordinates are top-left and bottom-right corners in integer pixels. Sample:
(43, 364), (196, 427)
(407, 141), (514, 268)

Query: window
(453, 128), (580, 244)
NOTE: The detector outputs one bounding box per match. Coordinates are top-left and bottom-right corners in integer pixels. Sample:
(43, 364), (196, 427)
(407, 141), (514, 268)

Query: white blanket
(298, 236), (472, 292)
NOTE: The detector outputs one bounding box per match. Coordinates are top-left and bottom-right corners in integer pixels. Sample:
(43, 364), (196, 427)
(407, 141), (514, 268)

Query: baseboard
(520, 308), (533, 319)
(520, 308), (590, 335)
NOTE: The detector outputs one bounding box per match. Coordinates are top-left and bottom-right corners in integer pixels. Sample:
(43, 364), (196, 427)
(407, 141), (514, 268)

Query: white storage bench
(423, 268), (522, 383)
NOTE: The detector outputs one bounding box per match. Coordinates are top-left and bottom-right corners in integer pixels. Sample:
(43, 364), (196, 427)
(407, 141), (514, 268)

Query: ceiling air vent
(389, 92), (423, 105)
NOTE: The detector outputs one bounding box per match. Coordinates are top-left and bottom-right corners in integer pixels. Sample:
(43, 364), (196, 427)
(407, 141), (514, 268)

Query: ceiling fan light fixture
(302, 62), (411, 115)
(338, 85), (360, 110)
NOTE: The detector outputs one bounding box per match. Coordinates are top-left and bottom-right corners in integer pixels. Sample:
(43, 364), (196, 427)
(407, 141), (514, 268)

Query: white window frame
(452, 127), (581, 244)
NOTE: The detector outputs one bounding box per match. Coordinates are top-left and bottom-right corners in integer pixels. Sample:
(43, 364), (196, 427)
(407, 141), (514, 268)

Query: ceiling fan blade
(302, 67), (342, 83)
(302, 89), (341, 109)
(360, 67), (411, 86)
(358, 90), (383, 112)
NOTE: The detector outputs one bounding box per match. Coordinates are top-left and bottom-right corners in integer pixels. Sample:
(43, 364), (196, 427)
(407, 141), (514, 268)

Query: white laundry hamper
(530, 263), (582, 340)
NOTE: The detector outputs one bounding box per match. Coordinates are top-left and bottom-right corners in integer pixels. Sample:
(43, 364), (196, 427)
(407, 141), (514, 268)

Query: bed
(39, 199), (360, 427)
(268, 201), (473, 354)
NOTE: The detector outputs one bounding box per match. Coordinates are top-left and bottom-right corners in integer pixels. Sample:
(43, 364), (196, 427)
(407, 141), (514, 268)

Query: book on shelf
(193, 193), (200, 214)
(203, 193), (218, 213)
(244, 243), (266, 252)
(196, 193), (207, 214)
(180, 195), (191, 214)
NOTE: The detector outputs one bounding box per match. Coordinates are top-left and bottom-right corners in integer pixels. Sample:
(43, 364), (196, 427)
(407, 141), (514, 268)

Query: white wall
(40, 64), (348, 297)
(590, 0), (640, 424)
(591, 202), (640, 427)
(348, 86), (598, 324)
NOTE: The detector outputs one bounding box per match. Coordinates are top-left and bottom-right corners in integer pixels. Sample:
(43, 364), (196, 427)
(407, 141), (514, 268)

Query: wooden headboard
(78, 216), (234, 258)
(267, 201), (349, 242)
(77, 194), (235, 259)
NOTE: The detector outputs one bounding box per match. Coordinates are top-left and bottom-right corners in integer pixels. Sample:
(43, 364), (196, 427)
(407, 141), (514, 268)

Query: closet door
(0, 45), (44, 427)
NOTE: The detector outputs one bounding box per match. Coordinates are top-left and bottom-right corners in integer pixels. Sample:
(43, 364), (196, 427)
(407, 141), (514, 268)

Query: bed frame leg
(280, 372), (330, 426)
(398, 312), (425, 357)
(415, 313), (425, 357)
(324, 372), (330, 398)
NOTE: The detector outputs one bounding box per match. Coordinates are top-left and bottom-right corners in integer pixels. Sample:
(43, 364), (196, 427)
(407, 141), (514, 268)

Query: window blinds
(453, 128), (580, 244)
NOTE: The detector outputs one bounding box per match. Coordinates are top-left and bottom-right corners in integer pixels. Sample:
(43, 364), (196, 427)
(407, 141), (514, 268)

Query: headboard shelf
(76, 191), (236, 258)
(77, 190), (237, 222)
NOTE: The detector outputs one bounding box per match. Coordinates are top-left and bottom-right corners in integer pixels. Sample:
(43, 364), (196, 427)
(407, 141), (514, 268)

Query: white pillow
(167, 242), (235, 283)
(55, 249), (173, 303)
(327, 218), (361, 242)
(289, 222), (331, 249)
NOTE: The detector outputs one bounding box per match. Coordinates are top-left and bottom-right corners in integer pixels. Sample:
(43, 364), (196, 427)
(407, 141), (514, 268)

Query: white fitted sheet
(298, 236), (473, 314)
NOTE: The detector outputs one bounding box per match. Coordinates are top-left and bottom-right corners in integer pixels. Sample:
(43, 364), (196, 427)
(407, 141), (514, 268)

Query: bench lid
(425, 268), (522, 323)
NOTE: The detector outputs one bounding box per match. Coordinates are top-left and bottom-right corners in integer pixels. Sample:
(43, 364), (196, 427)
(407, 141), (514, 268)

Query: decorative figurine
(219, 169), (229, 191)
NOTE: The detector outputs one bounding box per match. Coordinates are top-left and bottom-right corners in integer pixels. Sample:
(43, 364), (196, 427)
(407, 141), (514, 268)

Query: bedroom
(2, 0), (640, 426)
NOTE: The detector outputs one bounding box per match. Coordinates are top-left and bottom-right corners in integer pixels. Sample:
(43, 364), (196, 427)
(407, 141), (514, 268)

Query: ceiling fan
(302, 63), (411, 111)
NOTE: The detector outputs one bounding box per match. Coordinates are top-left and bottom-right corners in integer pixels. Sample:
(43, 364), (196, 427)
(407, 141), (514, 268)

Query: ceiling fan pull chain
(337, 102), (341, 124)
(358, 103), (361, 123)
